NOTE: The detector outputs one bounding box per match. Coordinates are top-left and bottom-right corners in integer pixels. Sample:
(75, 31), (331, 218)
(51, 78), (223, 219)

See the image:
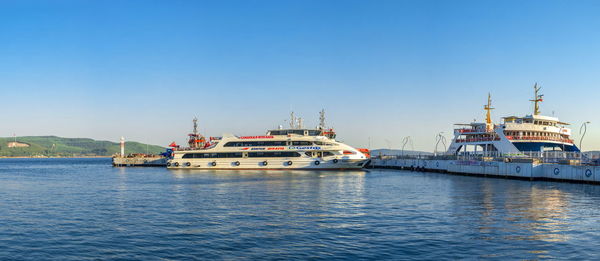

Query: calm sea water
(1, 158), (600, 260)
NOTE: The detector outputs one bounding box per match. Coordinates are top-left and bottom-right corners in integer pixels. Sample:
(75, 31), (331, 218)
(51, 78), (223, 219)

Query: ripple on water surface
(0, 158), (600, 260)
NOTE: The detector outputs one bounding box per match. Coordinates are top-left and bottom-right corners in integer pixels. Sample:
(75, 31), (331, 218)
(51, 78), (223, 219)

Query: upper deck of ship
(266, 128), (336, 138)
(453, 85), (573, 138)
(446, 84), (578, 153)
(172, 110), (341, 151)
(455, 114), (572, 135)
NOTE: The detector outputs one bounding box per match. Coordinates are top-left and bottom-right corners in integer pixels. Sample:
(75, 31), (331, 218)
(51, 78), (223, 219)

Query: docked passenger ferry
(446, 84), (580, 156)
(167, 112), (370, 170)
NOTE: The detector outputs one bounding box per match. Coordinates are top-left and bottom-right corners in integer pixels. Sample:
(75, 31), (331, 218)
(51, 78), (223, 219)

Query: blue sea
(1, 158), (600, 260)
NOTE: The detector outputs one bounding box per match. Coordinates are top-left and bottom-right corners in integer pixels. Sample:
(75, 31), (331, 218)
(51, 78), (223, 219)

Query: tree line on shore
(0, 136), (164, 157)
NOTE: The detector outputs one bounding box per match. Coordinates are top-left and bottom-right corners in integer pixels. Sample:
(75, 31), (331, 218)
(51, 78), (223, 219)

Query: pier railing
(376, 151), (597, 165)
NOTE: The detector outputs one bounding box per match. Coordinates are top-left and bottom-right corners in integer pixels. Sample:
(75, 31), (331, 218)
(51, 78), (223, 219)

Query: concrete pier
(371, 157), (600, 184)
(112, 156), (167, 167)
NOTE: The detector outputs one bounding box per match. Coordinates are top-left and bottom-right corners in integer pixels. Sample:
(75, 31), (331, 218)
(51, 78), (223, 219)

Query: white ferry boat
(167, 111), (370, 170)
(446, 84), (579, 156)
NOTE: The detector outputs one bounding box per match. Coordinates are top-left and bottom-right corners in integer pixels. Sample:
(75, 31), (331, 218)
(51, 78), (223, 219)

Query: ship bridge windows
(182, 152), (243, 159)
(290, 130), (305, 135)
(269, 129), (309, 136)
(308, 130), (321, 136)
(531, 120), (558, 126)
(224, 141), (287, 147)
(248, 152), (301, 158)
(268, 129), (323, 136)
(314, 141), (335, 146)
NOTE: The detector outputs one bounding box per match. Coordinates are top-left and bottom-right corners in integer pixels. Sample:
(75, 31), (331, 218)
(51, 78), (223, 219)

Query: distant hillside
(371, 149), (433, 156)
(0, 136), (164, 157)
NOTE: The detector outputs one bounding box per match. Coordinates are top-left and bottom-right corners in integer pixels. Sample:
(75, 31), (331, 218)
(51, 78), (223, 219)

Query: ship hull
(168, 127), (370, 171)
(167, 158), (368, 170)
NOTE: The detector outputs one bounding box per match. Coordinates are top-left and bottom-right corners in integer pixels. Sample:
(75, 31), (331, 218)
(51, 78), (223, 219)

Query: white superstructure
(446, 84), (579, 156)
(167, 113), (370, 170)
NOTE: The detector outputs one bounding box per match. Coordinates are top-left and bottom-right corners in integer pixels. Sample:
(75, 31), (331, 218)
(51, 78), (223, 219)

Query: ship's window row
(224, 141), (287, 147)
(269, 130), (306, 136)
(268, 130), (322, 136)
(304, 151), (335, 157)
(291, 141), (314, 146)
(504, 131), (564, 137)
(181, 151), (303, 158)
(313, 141), (336, 146)
(224, 141), (321, 147)
(505, 119), (559, 127)
(182, 152), (243, 159)
(248, 152), (301, 158)
(534, 120), (558, 126)
(308, 130), (321, 136)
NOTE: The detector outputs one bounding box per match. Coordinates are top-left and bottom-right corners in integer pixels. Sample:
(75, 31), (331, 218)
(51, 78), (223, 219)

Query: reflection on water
(169, 169), (368, 230)
(167, 169), (369, 252)
(512, 187), (570, 243)
(1, 158), (600, 260)
(467, 180), (571, 244)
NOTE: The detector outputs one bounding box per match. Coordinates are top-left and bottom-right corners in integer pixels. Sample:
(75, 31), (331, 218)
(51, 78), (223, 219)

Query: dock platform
(112, 156), (167, 167)
(371, 154), (600, 184)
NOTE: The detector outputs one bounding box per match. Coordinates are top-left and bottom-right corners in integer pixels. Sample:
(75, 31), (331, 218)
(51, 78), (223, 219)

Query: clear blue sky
(2, 0), (600, 151)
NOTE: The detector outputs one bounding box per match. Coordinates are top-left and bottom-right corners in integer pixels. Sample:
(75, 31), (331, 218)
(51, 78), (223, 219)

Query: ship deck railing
(505, 136), (574, 144)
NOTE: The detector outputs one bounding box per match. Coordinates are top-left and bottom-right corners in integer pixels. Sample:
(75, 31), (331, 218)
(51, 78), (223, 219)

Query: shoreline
(0, 156), (112, 159)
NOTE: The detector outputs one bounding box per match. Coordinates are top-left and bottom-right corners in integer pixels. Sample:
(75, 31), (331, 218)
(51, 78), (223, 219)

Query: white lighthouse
(120, 136), (125, 157)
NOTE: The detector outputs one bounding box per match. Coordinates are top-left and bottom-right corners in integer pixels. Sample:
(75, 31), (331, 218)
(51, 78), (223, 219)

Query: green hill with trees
(0, 136), (165, 157)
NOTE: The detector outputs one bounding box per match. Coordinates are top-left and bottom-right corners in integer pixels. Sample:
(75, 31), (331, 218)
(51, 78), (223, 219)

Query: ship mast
(318, 109), (326, 130)
(192, 117), (199, 136)
(530, 83), (544, 115)
(188, 117), (206, 149)
(484, 93), (494, 132)
(290, 112), (296, 128)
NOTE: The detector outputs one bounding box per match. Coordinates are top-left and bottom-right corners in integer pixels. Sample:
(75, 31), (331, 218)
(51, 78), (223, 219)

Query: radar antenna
(529, 83), (544, 115)
(188, 117), (206, 149)
(192, 117), (199, 136)
(290, 112), (296, 129)
(318, 109), (326, 130)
